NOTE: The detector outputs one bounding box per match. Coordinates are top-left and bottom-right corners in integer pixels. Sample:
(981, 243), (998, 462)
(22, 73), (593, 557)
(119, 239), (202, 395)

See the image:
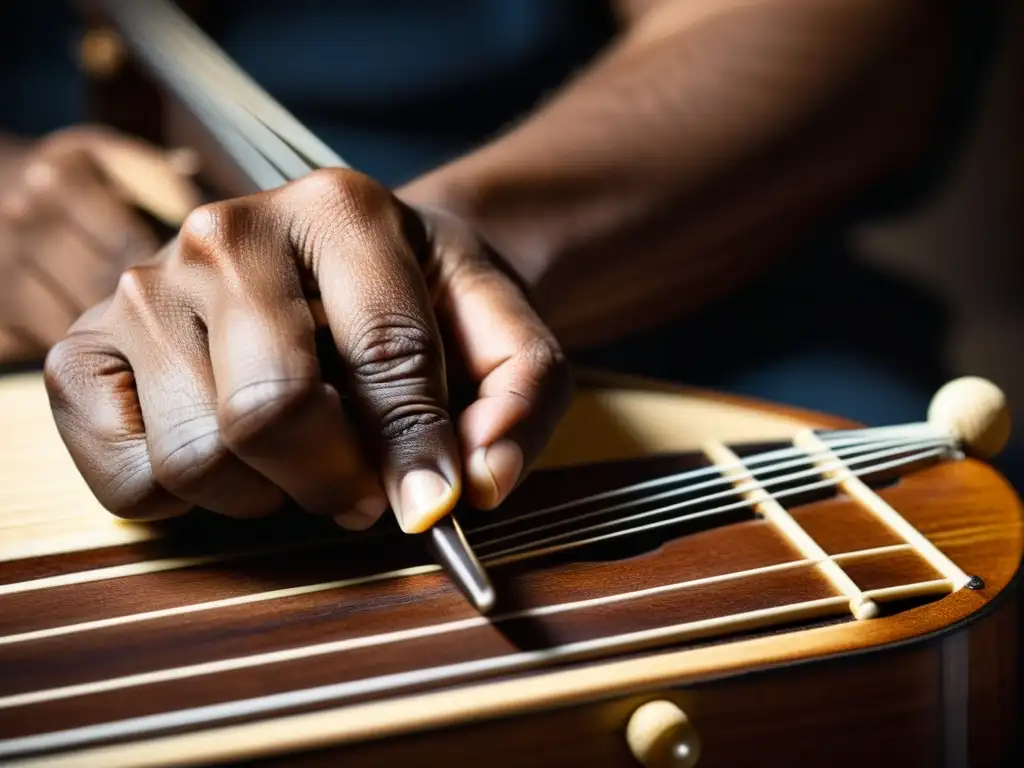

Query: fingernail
(468, 440), (523, 509)
(333, 494), (388, 531)
(397, 470), (457, 533)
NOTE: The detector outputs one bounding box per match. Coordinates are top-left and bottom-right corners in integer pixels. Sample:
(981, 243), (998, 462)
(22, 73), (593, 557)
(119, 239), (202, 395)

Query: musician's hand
(43, 168), (571, 533)
(0, 126), (199, 362)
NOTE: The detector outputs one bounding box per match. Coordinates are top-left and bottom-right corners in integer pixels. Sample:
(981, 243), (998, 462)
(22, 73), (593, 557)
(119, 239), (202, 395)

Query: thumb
(429, 229), (572, 510)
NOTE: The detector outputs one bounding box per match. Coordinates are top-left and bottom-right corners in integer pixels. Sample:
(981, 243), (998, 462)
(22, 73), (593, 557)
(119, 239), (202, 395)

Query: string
(151, 0), (345, 169)
(479, 443), (948, 565)
(100, 0), (300, 188)
(465, 425), (947, 537)
(0, 537), (937, 712)
(101, 0), (341, 187)
(0, 542), (953, 760)
(0, 437), (951, 644)
(467, 433), (950, 549)
(0, 593), (861, 760)
(0, 441), (958, 758)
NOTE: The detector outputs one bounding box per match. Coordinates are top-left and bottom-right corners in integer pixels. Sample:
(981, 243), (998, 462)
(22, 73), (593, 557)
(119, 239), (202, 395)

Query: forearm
(400, 0), (951, 348)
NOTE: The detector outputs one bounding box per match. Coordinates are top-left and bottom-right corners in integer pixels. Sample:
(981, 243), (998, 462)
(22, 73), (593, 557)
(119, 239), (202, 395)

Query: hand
(0, 126), (200, 362)
(43, 169), (571, 533)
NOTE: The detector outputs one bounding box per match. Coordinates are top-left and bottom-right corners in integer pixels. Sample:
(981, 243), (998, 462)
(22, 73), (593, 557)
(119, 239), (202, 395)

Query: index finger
(285, 171), (463, 534)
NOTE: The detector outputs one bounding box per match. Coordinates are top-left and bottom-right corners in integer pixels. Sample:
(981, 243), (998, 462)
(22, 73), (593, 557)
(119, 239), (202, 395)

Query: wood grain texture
(0, 370), (1020, 767)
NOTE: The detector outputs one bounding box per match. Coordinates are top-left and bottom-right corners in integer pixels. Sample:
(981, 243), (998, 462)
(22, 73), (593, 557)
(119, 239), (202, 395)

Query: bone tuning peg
(626, 699), (701, 768)
(928, 376), (1011, 459)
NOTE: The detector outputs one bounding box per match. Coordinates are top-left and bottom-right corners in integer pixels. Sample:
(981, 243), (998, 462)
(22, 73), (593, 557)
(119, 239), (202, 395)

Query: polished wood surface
(0, 368), (1020, 766)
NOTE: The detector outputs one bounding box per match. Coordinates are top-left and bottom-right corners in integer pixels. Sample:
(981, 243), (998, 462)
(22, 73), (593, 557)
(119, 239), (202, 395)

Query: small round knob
(626, 699), (701, 768)
(79, 27), (124, 78)
(928, 376), (1011, 459)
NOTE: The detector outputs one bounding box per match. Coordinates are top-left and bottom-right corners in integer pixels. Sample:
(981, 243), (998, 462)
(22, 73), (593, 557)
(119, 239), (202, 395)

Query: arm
(400, 0), (952, 348)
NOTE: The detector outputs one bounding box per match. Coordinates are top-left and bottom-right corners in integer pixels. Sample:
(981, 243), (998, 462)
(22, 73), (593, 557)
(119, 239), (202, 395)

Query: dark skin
(1, 0), (952, 532)
(44, 171), (569, 533)
(0, 127), (200, 362)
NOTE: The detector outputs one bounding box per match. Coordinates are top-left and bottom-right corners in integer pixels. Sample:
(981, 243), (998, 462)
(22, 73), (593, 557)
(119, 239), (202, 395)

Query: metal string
(478, 442), (950, 566)
(464, 423), (945, 538)
(466, 431), (948, 552)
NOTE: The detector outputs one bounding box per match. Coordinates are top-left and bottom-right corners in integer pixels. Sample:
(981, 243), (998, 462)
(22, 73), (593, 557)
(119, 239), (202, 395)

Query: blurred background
(1, 0), (1022, 487)
(853, 0), (1023, 488)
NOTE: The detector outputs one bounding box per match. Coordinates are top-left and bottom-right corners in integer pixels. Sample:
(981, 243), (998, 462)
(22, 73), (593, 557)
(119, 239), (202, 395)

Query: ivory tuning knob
(626, 699), (701, 768)
(928, 376), (1011, 459)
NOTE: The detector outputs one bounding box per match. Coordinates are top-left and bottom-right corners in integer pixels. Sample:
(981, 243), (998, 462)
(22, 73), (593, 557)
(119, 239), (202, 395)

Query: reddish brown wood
(0, 435), (1020, 765)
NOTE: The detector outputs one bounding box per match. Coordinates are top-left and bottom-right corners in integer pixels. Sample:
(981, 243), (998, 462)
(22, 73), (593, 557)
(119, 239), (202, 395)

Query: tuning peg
(928, 376), (1011, 459)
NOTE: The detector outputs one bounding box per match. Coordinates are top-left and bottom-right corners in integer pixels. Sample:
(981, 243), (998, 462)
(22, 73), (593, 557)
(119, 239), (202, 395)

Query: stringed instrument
(1, 1), (1020, 766)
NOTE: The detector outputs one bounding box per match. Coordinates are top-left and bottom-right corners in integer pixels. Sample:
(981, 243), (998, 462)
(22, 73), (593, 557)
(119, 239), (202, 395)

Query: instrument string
(101, 0), (296, 188)
(0, 435), (952, 645)
(0, 536), (939, 713)
(0, 590), (869, 760)
(0, 431), (949, 597)
(102, 0), (342, 187)
(465, 424), (946, 538)
(467, 432), (948, 549)
(151, 0), (345, 169)
(478, 442), (949, 566)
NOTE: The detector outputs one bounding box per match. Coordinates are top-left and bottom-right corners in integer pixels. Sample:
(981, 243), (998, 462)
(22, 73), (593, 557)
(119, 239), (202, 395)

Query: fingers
(41, 165), (569, 533)
(4, 186), (121, 312)
(179, 203), (385, 528)
(112, 264), (290, 519)
(0, 129), (174, 357)
(25, 143), (162, 267)
(284, 172), (461, 533)
(44, 316), (191, 522)
(427, 219), (572, 511)
(45, 267), (290, 521)
(0, 221), (79, 352)
(48, 127), (201, 228)
(41, 180), (387, 528)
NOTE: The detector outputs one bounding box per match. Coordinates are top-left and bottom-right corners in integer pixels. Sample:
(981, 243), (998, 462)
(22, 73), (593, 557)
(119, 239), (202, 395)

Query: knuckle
(42, 336), (177, 521)
(378, 407), (450, 445)
(442, 250), (492, 294)
(178, 202), (235, 265)
(149, 416), (227, 497)
(112, 264), (160, 316)
(41, 126), (96, 150)
(296, 169), (393, 227)
(522, 335), (565, 376)
(0, 190), (31, 222)
(300, 168), (366, 205)
(349, 315), (439, 386)
(348, 315), (450, 442)
(21, 156), (65, 191)
(218, 377), (321, 453)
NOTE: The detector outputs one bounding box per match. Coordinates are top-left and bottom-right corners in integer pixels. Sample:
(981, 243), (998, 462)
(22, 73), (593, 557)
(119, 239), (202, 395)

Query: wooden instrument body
(0, 370), (1020, 767)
